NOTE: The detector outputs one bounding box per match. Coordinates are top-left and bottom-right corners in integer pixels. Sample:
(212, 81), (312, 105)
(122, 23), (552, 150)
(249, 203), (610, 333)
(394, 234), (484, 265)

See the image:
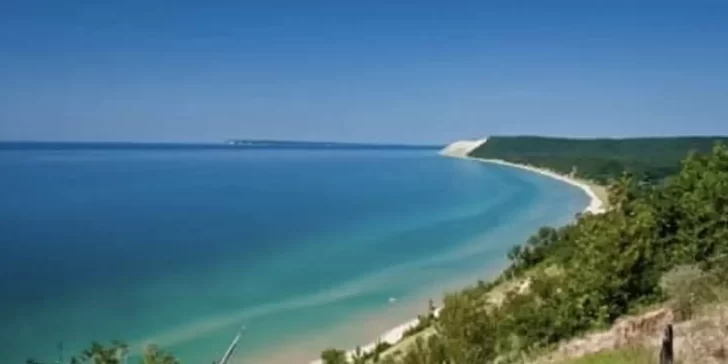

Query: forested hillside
(469, 136), (728, 183)
(321, 142), (728, 364)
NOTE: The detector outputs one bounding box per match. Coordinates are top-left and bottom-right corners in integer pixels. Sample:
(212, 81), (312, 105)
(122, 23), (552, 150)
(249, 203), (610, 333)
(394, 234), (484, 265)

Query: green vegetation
(27, 342), (178, 364)
(660, 265), (725, 321)
(469, 136), (728, 183)
(321, 348), (349, 364)
(401, 300), (437, 338)
(322, 142), (728, 364)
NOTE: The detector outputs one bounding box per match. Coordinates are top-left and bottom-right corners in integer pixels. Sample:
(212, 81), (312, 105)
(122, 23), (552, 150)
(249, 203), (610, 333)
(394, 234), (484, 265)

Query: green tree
(141, 345), (178, 364)
(321, 348), (348, 364)
(28, 342), (179, 364)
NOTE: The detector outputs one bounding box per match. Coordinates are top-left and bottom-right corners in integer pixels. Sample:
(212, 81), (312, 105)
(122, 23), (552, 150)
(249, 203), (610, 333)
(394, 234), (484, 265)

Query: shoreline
(306, 154), (608, 363)
(465, 156), (607, 215)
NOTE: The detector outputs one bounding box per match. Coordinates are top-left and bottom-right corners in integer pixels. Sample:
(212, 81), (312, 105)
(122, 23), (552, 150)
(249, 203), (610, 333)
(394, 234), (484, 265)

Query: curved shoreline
(306, 155), (608, 363)
(465, 157), (607, 215)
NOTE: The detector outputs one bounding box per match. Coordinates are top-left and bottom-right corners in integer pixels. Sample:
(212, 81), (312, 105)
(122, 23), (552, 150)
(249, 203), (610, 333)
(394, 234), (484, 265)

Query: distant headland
(223, 139), (442, 150)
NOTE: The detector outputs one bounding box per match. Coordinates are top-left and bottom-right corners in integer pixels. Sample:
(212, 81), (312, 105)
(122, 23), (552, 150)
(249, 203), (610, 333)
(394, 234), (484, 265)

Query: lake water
(0, 144), (588, 363)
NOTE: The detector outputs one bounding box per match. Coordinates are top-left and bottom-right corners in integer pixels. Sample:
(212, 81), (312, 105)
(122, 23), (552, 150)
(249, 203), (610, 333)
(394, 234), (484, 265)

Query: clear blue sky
(1, 1), (727, 143)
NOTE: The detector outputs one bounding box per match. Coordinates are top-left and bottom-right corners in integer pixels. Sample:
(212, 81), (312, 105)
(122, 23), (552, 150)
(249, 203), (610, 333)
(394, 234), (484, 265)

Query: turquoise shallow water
(0, 145), (588, 363)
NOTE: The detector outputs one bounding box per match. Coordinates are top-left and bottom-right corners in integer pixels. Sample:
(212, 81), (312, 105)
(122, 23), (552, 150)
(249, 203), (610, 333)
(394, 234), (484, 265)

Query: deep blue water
(0, 145), (588, 363)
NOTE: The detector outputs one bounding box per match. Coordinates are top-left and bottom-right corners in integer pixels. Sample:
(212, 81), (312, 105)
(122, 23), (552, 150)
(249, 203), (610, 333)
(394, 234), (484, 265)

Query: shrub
(660, 265), (719, 321)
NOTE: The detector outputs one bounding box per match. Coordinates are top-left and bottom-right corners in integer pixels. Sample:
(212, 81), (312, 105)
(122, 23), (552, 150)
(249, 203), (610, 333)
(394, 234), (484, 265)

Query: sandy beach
(307, 317), (425, 364)
(307, 307), (443, 364)
(466, 157), (607, 215)
(307, 142), (608, 363)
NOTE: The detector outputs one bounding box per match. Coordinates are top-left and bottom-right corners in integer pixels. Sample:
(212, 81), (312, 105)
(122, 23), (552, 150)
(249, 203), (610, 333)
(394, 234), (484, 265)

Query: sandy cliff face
(439, 138), (488, 157)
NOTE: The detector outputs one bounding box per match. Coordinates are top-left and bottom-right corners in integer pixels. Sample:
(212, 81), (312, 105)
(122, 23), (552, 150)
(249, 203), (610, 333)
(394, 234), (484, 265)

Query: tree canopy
(28, 343), (179, 364)
(469, 136), (728, 183)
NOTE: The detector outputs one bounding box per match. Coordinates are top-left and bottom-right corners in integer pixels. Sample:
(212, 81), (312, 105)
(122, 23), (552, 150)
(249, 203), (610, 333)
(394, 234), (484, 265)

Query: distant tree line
(469, 136), (728, 183)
